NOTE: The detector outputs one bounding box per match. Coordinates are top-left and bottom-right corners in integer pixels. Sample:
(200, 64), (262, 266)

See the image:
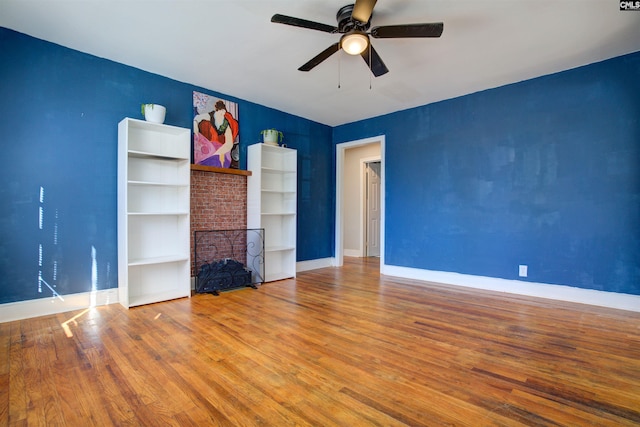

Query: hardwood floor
(2, 257), (640, 426)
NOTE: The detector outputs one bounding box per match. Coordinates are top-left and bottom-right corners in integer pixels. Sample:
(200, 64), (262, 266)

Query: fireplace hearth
(194, 229), (264, 295)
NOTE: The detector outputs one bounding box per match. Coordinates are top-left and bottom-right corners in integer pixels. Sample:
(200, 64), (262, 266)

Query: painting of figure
(193, 92), (239, 168)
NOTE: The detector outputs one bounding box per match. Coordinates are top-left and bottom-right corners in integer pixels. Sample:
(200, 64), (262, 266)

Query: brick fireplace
(190, 166), (249, 276)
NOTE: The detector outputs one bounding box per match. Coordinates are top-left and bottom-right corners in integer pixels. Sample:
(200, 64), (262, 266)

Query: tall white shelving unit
(247, 143), (297, 282)
(118, 118), (191, 308)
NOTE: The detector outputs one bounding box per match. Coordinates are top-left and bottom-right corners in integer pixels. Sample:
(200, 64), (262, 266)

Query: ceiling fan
(271, 0), (444, 77)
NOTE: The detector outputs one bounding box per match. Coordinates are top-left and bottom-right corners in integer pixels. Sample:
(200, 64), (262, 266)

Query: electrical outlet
(519, 265), (528, 277)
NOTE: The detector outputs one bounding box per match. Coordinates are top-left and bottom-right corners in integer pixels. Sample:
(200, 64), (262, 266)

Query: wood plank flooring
(2, 257), (640, 426)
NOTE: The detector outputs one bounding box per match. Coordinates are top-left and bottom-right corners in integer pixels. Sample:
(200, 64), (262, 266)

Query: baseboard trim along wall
(6, 260), (637, 323)
(297, 258), (335, 272)
(382, 264), (640, 313)
(0, 288), (119, 323)
(343, 249), (361, 257)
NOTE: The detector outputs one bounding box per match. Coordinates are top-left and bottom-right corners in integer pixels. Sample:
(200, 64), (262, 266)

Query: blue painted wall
(2, 25), (638, 306)
(0, 27), (333, 304)
(335, 51), (640, 295)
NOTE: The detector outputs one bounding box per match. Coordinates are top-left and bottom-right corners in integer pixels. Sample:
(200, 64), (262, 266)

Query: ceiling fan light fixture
(341, 31), (369, 55)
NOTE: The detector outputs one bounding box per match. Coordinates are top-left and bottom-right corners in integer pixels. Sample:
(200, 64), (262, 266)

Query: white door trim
(335, 135), (385, 268)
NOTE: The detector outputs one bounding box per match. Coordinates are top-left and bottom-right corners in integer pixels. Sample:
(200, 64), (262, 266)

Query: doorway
(335, 135), (385, 269)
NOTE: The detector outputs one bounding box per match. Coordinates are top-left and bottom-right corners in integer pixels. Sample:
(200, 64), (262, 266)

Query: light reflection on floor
(60, 308), (91, 338)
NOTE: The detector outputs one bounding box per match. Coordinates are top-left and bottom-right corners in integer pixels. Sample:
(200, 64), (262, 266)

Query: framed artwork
(193, 91), (240, 169)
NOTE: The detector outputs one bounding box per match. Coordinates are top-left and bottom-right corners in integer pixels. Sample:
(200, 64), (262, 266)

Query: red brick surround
(190, 170), (247, 275)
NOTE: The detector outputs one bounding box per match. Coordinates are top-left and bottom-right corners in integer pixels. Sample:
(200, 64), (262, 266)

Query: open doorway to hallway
(335, 136), (385, 269)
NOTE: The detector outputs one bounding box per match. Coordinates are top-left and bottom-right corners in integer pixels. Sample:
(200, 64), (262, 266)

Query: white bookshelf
(117, 118), (191, 308)
(247, 144), (297, 282)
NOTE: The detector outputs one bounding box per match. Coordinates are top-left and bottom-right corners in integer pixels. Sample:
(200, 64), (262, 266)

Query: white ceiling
(1, 1), (639, 126)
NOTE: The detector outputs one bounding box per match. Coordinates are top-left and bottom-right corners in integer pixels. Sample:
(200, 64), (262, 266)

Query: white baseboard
(8, 265), (635, 323)
(382, 264), (640, 313)
(297, 257), (335, 272)
(0, 288), (119, 323)
(343, 249), (361, 257)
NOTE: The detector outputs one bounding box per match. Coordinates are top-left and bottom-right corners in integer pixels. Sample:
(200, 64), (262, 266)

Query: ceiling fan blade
(351, 0), (377, 23)
(271, 14), (337, 33)
(360, 45), (389, 77)
(298, 43), (341, 72)
(371, 23), (444, 38)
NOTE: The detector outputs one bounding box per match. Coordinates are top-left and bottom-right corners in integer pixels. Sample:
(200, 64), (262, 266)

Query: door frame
(335, 135), (385, 269)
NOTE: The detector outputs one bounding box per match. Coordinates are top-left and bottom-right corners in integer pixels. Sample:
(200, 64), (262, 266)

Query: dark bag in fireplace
(196, 258), (255, 295)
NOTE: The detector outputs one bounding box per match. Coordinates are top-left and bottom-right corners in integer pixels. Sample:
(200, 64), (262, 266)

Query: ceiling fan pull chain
(338, 48), (342, 89)
(369, 43), (372, 90)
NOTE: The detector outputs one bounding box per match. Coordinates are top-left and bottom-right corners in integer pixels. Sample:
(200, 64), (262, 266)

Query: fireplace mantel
(190, 164), (252, 176)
